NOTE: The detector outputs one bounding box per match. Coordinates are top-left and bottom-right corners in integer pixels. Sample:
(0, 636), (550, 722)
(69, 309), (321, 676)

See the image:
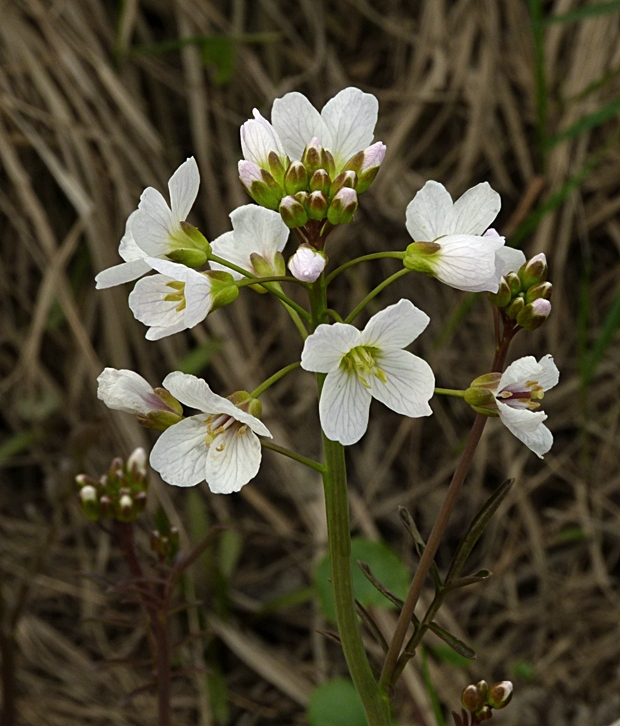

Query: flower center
(164, 280), (186, 312)
(202, 414), (248, 450)
(340, 346), (387, 388)
(497, 379), (544, 410)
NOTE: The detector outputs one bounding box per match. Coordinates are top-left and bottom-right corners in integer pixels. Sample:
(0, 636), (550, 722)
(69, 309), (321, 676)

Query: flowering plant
(91, 87), (557, 725)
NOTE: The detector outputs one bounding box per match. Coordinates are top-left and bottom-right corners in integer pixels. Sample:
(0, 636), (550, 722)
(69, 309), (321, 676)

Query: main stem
(310, 279), (391, 726)
(379, 318), (516, 689)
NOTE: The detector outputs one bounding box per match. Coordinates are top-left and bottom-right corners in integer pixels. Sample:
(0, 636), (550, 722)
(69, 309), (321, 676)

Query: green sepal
(166, 248), (208, 268)
(505, 296), (525, 320)
(403, 241), (441, 276)
(283, 161), (308, 195)
(487, 277), (512, 308)
(525, 281), (553, 304)
(207, 270), (240, 310)
(179, 221), (211, 255)
(137, 410), (184, 431)
(268, 151), (287, 187)
(153, 387), (183, 416)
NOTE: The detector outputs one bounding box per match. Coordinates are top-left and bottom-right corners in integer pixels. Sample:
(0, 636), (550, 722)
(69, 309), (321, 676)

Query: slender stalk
(261, 440), (325, 473)
(282, 302), (309, 339)
(324, 252), (406, 286)
(434, 388), (466, 398)
(379, 324), (516, 689)
(250, 362), (301, 398)
(345, 268), (410, 324)
(236, 275), (307, 288)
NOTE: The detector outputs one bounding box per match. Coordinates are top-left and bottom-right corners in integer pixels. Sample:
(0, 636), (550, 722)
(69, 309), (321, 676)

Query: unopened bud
(505, 271), (522, 297)
(279, 195), (308, 228)
(306, 191), (329, 221)
(119, 493), (133, 521)
(127, 447), (147, 475)
(487, 681), (513, 710)
(79, 485), (98, 503)
(99, 494), (113, 518)
(327, 187), (358, 225)
(133, 491), (148, 513)
(179, 221), (211, 256)
(267, 151), (286, 187)
(309, 169), (331, 195)
(488, 277), (512, 308)
(518, 253), (548, 289)
(165, 247), (208, 268)
(283, 161), (308, 195)
(461, 685), (485, 713)
(516, 298), (551, 331)
(320, 148), (336, 179)
(78, 484), (100, 522)
(354, 142), (387, 193)
(478, 706), (493, 721)
(76, 473), (97, 488)
(330, 170), (357, 197)
(207, 270), (240, 310)
(288, 244), (327, 282)
(238, 160), (283, 210)
(525, 281), (552, 304)
(301, 138), (323, 174)
(476, 681), (489, 699)
(505, 296), (525, 320)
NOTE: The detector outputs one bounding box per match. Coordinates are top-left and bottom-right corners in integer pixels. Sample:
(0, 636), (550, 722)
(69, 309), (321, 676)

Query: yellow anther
(237, 424), (248, 437)
(164, 292), (184, 302)
(166, 281), (185, 291)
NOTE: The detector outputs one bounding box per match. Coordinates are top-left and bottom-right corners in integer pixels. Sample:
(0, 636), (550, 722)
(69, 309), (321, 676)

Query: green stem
(324, 252), (406, 286)
(236, 275), (306, 288)
(261, 440), (325, 473)
(250, 362), (301, 398)
(345, 268), (411, 324)
(326, 308), (344, 323)
(282, 303), (309, 339)
(208, 254), (311, 321)
(434, 388), (466, 398)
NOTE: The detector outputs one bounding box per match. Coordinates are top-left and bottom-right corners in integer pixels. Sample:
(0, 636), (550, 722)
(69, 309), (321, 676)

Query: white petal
(320, 87), (378, 171)
(498, 356), (540, 391)
(360, 299), (429, 350)
(301, 323), (361, 373)
(95, 259), (152, 289)
(240, 110), (287, 168)
(144, 257), (203, 283)
(536, 354), (560, 392)
(145, 321), (188, 341)
(161, 372), (271, 438)
(368, 350), (434, 418)
(205, 426), (262, 493)
(131, 187), (175, 257)
(184, 274), (213, 329)
(97, 368), (162, 415)
(495, 246), (526, 276)
(168, 157), (200, 221)
(209, 231), (245, 280)
(271, 92), (331, 160)
(230, 204), (290, 263)
(118, 211), (146, 261)
(150, 416), (208, 487)
(444, 182), (501, 236)
(405, 181), (454, 242)
(433, 235), (500, 292)
(497, 402), (553, 458)
(128, 274), (185, 327)
(319, 368), (371, 445)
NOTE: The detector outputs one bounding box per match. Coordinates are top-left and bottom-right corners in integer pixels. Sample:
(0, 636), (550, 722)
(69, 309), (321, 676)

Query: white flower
(150, 372), (272, 493)
(240, 87), (379, 175)
(300, 299), (435, 445)
(288, 245), (326, 282)
(405, 181), (526, 293)
(95, 158), (201, 289)
(128, 259), (214, 340)
(210, 205), (289, 279)
(97, 368), (178, 415)
(495, 354), (559, 458)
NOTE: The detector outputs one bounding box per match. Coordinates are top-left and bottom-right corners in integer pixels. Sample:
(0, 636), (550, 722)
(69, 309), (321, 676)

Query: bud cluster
(75, 448), (149, 523)
(239, 139), (386, 229)
(460, 680), (513, 723)
(150, 525), (180, 564)
(488, 253), (552, 331)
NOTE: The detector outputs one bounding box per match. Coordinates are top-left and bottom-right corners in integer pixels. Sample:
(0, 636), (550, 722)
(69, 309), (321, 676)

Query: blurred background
(1, 1), (620, 724)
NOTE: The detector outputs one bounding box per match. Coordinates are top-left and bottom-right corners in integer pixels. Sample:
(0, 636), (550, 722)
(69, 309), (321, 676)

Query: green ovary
(340, 346), (387, 388)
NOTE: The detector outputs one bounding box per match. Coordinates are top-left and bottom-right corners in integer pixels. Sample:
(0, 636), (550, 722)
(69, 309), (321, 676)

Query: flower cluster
(93, 85), (559, 495)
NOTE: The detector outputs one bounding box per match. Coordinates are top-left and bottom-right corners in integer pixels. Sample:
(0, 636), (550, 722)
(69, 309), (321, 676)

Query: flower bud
(301, 138), (323, 174)
(476, 681), (489, 699)
(505, 271), (522, 297)
(505, 296), (525, 320)
(329, 170), (357, 198)
(525, 281), (552, 304)
(283, 161), (308, 195)
(277, 195), (307, 228)
(76, 473), (97, 488)
(461, 685), (485, 713)
(478, 706), (493, 721)
(487, 681), (513, 710)
(238, 160), (283, 210)
(327, 187), (358, 225)
(119, 493), (133, 521)
(267, 151), (286, 187)
(153, 388), (184, 416)
(320, 148), (336, 179)
(516, 298), (551, 331)
(309, 169), (331, 195)
(306, 191), (329, 221)
(354, 142), (387, 193)
(165, 248), (208, 269)
(99, 494), (113, 519)
(127, 447), (148, 476)
(518, 253), (547, 289)
(207, 270), (240, 310)
(487, 277), (512, 308)
(179, 221), (211, 256)
(288, 244), (327, 282)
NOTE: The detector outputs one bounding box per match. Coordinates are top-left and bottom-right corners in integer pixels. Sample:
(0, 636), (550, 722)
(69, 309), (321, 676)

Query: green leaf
(546, 97), (620, 148)
(176, 340), (221, 375)
(446, 480), (514, 584)
(444, 570), (492, 593)
(207, 666), (231, 725)
(428, 622), (476, 660)
(537, 1), (620, 26)
(217, 527), (243, 580)
(430, 643), (472, 670)
(200, 36), (236, 85)
(307, 679), (367, 726)
(512, 660), (536, 680)
(315, 538), (410, 623)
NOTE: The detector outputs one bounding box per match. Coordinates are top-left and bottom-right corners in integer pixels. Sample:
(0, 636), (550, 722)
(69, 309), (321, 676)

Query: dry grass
(1, 0), (620, 724)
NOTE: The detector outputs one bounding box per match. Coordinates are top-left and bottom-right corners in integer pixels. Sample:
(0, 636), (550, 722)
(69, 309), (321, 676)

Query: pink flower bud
(238, 160), (263, 188)
(360, 141), (386, 171)
(288, 245), (327, 282)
